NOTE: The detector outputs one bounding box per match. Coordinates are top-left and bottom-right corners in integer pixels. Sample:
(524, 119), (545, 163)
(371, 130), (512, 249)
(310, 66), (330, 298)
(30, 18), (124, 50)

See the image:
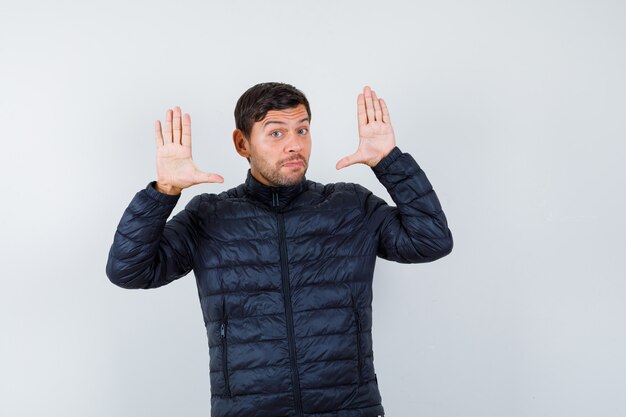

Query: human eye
(298, 127), (309, 135)
(270, 131), (283, 138)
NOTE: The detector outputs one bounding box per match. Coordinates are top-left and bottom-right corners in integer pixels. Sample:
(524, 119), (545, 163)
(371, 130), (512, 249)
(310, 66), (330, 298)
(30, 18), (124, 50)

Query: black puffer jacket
(106, 146), (453, 417)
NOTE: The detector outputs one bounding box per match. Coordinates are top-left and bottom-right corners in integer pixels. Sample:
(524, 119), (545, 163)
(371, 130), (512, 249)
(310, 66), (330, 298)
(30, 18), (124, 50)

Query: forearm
(367, 146), (453, 263)
(105, 181), (195, 289)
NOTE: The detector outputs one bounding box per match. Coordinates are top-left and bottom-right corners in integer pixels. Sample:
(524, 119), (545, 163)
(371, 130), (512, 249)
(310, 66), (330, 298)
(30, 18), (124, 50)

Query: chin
(279, 171), (306, 187)
(282, 176), (304, 187)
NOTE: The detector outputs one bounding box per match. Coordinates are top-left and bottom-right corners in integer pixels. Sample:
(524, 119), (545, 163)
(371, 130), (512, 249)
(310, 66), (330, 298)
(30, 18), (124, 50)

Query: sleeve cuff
(372, 146), (402, 173)
(144, 181), (182, 205)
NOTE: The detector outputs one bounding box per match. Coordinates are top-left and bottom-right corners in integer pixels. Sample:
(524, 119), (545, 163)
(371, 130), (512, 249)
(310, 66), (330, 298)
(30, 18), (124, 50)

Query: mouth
(283, 159), (305, 168)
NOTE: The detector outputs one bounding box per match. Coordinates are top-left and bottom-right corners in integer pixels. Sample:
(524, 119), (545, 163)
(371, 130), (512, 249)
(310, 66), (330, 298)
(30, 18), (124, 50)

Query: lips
(283, 159), (304, 167)
(283, 158), (304, 168)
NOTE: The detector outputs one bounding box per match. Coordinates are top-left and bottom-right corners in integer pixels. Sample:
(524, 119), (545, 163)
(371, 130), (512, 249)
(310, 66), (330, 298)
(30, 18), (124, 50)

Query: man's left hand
(336, 85), (397, 169)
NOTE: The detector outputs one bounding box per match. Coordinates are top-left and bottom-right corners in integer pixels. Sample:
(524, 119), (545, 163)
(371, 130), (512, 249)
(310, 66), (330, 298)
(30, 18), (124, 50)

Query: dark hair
(234, 82), (311, 141)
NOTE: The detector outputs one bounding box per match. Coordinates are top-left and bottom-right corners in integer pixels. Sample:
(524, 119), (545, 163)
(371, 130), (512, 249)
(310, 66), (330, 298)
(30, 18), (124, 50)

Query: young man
(106, 82), (453, 417)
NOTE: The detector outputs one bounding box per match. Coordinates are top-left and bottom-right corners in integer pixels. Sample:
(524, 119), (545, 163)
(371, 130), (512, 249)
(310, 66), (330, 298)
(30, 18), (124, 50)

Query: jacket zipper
(352, 294), (363, 385)
(220, 300), (231, 397)
(274, 191), (304, 416)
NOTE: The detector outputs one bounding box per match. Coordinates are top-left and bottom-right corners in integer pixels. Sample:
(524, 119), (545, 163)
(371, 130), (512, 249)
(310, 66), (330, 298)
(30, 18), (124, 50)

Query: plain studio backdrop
(1, 0), (625, 416)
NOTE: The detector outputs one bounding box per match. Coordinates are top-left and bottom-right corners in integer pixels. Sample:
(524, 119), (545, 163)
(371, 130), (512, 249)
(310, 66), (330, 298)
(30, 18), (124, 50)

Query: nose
(284, 131), (303, 153)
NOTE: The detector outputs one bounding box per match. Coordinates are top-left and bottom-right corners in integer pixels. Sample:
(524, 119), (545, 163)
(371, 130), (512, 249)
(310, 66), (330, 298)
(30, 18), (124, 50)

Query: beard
(252, 154), (308, 187)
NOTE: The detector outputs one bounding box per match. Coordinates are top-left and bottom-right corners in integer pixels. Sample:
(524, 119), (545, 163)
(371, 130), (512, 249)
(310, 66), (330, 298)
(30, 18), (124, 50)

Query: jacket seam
(196, 252), (372, 273)
(113, 229), (154, 246)
(206, 310), (283, 322)
(295, 273), (373, 290)
(208, 336), (286, 348)
(195, 260), (279, 271)
(206, 304), (353, 323)
(219, 357), (362, 373)
(209, 354), (375, 370)
(211, 380), (379, 400)
(293, 305), (353, 315)
(298, 329), (362, 340)
(201, 287), (282, 298)
(210, 329), (364, 348)
(212, 389), (292, 399)
(299, 380), (377, 392)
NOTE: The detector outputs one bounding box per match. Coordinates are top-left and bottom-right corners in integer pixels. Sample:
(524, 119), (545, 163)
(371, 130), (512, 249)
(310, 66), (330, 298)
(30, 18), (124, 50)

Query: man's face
(238, 104), (312, 187)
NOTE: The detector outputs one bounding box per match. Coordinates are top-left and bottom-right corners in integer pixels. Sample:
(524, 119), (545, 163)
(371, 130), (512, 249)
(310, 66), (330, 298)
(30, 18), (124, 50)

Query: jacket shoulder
(183, 183), (247, 213)
(305, 179), (363, 195)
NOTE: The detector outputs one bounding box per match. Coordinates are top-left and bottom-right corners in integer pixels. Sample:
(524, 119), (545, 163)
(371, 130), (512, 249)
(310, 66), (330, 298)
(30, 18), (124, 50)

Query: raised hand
(154, 106), (224, 195)
(336, 86), (397, 170)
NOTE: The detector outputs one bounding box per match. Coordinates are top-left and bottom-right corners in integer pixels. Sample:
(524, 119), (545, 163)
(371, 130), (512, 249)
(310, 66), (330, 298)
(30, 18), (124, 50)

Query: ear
(233, 129), (251, 159)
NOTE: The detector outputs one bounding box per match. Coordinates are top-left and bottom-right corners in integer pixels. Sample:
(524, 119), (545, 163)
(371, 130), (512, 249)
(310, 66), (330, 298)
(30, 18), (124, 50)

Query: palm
(336, 86), (396, 169)
(355, 118), (395, 166)
(154, 106), (223, 191)
(156, 143), (200, 189)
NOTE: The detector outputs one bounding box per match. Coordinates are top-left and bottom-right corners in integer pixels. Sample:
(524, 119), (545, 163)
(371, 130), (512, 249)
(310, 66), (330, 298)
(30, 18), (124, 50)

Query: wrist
(372, 146), (402, 172)
(154, 181), (182, 196)
(375, 146), (396, 165)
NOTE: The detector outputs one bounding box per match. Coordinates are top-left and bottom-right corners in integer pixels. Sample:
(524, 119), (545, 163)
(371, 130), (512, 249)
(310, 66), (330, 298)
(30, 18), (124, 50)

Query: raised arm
(338, 86), (453, 263)
(105, 106), (223, 288)
(358, 147), (453, 263)
(106, 185), (203, 288)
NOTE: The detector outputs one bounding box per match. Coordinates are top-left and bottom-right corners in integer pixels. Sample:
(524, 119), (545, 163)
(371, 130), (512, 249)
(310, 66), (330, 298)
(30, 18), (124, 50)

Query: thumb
(335, 152), (360, 170)
(194, 170), (225, 184)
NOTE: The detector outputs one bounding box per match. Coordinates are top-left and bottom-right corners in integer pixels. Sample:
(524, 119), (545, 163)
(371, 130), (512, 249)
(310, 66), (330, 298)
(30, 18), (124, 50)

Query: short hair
(234, 82), (312, 141)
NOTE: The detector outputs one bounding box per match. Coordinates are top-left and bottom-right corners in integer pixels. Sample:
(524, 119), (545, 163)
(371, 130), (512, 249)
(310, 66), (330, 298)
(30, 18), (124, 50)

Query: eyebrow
(263, 117), (310, 128)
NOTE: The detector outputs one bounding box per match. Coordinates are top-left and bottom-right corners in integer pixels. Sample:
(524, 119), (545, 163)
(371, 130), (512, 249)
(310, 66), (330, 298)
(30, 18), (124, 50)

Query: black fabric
(106, 146), (453, 417)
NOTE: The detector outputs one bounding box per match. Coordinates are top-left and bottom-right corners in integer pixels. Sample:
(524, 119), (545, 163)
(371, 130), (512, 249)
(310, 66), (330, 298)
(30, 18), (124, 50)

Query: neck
(244, 169), (308, 210)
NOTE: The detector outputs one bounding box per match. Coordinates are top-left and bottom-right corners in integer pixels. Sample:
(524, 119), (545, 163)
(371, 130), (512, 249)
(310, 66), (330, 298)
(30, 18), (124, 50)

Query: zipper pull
(220, 322), (225, 338)
(272, 190), (279, 207)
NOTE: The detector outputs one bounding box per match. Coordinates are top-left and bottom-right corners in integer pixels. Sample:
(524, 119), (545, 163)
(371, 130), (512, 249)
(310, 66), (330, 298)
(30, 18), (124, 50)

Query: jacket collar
(244, 169), (308, 210)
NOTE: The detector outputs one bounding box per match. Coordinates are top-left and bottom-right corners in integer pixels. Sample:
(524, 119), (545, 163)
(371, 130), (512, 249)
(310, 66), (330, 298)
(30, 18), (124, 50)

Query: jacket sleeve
(357, 146), (453, 263)
(105, 181), (202, 289)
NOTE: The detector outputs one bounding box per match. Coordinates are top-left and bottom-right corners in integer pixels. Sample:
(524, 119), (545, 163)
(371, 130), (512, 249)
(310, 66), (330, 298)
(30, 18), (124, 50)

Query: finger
(173, 106), (182, 145)
(155, 120), (164, 147)
(165, 109), (173, 143)
(380, 98), (391, 124)
(357, 93), (367, 128)
(363, 86), (375, 123)
(371, 90), (383, 122)
(182, 113), (192, 148)
(195, 171), (225, 184)
(335, 152), (360, 170)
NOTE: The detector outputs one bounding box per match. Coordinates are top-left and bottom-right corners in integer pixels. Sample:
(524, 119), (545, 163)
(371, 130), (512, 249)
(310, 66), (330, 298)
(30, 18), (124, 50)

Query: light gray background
(1, 0), (625, 416)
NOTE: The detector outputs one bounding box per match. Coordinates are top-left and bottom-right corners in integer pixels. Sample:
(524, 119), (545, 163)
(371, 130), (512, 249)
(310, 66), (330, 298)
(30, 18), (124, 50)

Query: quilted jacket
(106, 146), (453, 417)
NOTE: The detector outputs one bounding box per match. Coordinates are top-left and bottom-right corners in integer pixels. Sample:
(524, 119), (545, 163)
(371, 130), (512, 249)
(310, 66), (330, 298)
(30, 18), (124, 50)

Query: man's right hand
(154, 106), (224, 195)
